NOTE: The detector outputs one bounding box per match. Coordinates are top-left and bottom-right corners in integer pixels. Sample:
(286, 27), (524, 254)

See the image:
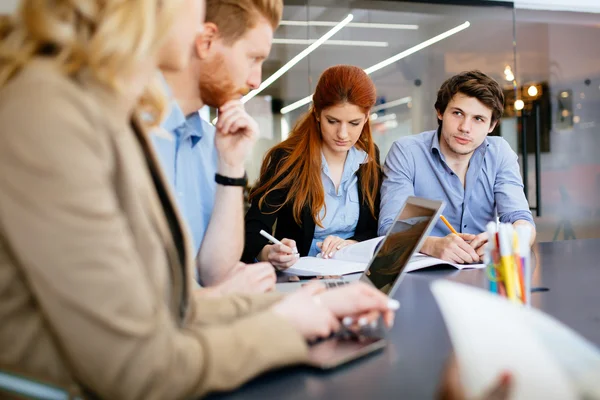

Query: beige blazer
(0, 59), (308, 400)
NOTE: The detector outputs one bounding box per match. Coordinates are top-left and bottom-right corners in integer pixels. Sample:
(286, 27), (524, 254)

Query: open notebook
(283, 236), (485, 277)
(431, 281), (600, 400)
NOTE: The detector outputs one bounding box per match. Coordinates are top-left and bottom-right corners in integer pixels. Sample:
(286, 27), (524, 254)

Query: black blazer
(242, 148), (382, 263)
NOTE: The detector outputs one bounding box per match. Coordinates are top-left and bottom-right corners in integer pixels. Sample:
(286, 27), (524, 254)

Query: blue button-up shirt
(309, 147), (366, 256)
(379, 129), (534, 237)
(152, 99), (218, 255)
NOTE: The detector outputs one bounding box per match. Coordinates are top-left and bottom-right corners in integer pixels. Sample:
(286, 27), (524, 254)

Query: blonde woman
(0, 1), (398, 399)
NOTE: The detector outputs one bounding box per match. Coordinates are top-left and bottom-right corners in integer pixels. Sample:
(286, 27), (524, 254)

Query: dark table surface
(208, 238), (600, 400)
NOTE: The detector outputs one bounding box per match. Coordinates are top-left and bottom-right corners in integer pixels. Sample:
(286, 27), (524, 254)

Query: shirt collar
(184, 112), (204, 147)
(321, 146), (368, 179)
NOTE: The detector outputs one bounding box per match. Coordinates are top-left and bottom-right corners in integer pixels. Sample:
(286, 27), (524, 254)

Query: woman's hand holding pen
(259, 239), (299, 270)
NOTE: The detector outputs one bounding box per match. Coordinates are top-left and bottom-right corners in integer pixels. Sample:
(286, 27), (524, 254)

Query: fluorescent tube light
(242, 14), (353, 104)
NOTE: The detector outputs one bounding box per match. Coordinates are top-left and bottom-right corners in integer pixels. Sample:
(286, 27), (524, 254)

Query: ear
(194, 22), (218, 60)
(436, 108), (443, 122)
(488, 120), (498, 133)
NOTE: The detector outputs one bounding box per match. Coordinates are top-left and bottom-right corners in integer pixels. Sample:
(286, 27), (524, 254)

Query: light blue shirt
(152, 99), (218, 255)
(379, 129), (534, 237)
(308, 147), (366, 256)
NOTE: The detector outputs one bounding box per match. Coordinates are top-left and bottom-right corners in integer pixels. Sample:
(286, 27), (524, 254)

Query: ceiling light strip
(242, 14), (353, 104)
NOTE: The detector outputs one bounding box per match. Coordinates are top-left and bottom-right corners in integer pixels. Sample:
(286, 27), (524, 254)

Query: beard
(198, 53), (250, 108)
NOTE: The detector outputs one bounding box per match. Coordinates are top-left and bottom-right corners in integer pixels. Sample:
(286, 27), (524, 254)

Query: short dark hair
(434, 70), (504, 126)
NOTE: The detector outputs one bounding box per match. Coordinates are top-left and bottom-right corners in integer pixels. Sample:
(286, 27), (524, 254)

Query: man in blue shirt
(379, 70), (536, 264)
(154, 0), (282, 291)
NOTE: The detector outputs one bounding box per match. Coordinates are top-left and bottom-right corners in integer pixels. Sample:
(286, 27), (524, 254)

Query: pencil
(440, 215), (458, 235)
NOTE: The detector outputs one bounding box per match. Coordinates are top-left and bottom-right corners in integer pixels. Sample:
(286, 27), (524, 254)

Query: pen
(259, 230), (299, 256)
(440, 215), (458, 235)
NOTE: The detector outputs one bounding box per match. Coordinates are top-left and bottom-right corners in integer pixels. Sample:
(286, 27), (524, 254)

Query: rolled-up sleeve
(379, 141), (416, 235)
(494, 140), (535, 226)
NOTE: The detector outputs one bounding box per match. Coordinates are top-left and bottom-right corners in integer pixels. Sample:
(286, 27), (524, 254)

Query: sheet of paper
(525, 304), (600, 398)
(329, 236), (385, 264)
(431, 281), (577, 400)
(405, 253), (486, 273)
(284, 257), (367, 277)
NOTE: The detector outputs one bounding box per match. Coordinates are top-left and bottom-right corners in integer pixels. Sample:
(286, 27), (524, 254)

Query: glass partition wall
(236, 0), (600, 241)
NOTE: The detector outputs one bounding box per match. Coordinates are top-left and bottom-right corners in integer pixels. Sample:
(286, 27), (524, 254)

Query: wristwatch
(215, 172), (248, 187)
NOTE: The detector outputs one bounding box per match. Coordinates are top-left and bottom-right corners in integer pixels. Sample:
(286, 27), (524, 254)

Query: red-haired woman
(242, 65), (382, 270)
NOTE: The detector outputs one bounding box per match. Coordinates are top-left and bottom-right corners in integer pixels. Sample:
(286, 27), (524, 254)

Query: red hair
(250, 65), (380, 227)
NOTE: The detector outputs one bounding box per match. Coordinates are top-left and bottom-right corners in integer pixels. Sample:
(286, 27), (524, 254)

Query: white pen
(259, 230), (299, 257)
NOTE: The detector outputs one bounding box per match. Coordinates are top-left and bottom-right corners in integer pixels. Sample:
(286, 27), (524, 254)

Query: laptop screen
(362, 201), (438, 294)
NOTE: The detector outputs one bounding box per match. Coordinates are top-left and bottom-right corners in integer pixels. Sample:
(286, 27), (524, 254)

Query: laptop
(293, 196), (446, 369)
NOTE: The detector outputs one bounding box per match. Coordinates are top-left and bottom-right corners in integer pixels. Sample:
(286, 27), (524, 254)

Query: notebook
(282, 237), (485, 277)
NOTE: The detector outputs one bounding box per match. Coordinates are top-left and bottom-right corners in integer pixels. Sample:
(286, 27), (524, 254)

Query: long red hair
(250, 65), (380, 227)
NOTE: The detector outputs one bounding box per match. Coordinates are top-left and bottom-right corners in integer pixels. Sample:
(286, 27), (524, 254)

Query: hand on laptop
(437, 353), (512, 400)
(259, 239), (299, 270)
(421, 234), (480, 264)
(271, 282), (339, 341)
(317, 236), (357, 259)
(317, 282), (399, 329)
(271, 282), (399, 342)
(213, 262), (276, 294)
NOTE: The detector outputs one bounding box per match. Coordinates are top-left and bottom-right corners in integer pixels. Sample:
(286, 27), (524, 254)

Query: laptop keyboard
(324, 281), (350, 289)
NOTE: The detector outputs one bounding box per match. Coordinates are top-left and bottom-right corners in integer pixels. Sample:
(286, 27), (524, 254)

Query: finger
(477, 246), (486, 258)
(322, 236), (340, 258)
(226, 119), (247, 135)
(215, 107), (240, 131)
(485, 373), (512, 400)
(321, 236), (334, 258)
(327, 239), (345, 257)
(352, 310), (380, 329)
(451, 245), (475, 264)
(383, 310), (395, 327)
(468, 234), (488, 250)
(458, 233), (477, 242)
(256, 274), (276, 292)
(254, 264), (277, 280)
(274, 243), (294, 255)
(271, 253), (295, 265)
(278, 257), (298, 269)
(316, 241), (323, 249)
(218, 109), (245, 134)
(346, 284), (400, 315)
(281, 239), (298, 254)
(301, 281), (327, 296)
(218, 100), (243, 112)
(456, 240), (479, 262)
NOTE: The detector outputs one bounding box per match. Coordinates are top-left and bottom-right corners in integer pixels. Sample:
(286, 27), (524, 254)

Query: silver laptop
(295, 197), (446, 369)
